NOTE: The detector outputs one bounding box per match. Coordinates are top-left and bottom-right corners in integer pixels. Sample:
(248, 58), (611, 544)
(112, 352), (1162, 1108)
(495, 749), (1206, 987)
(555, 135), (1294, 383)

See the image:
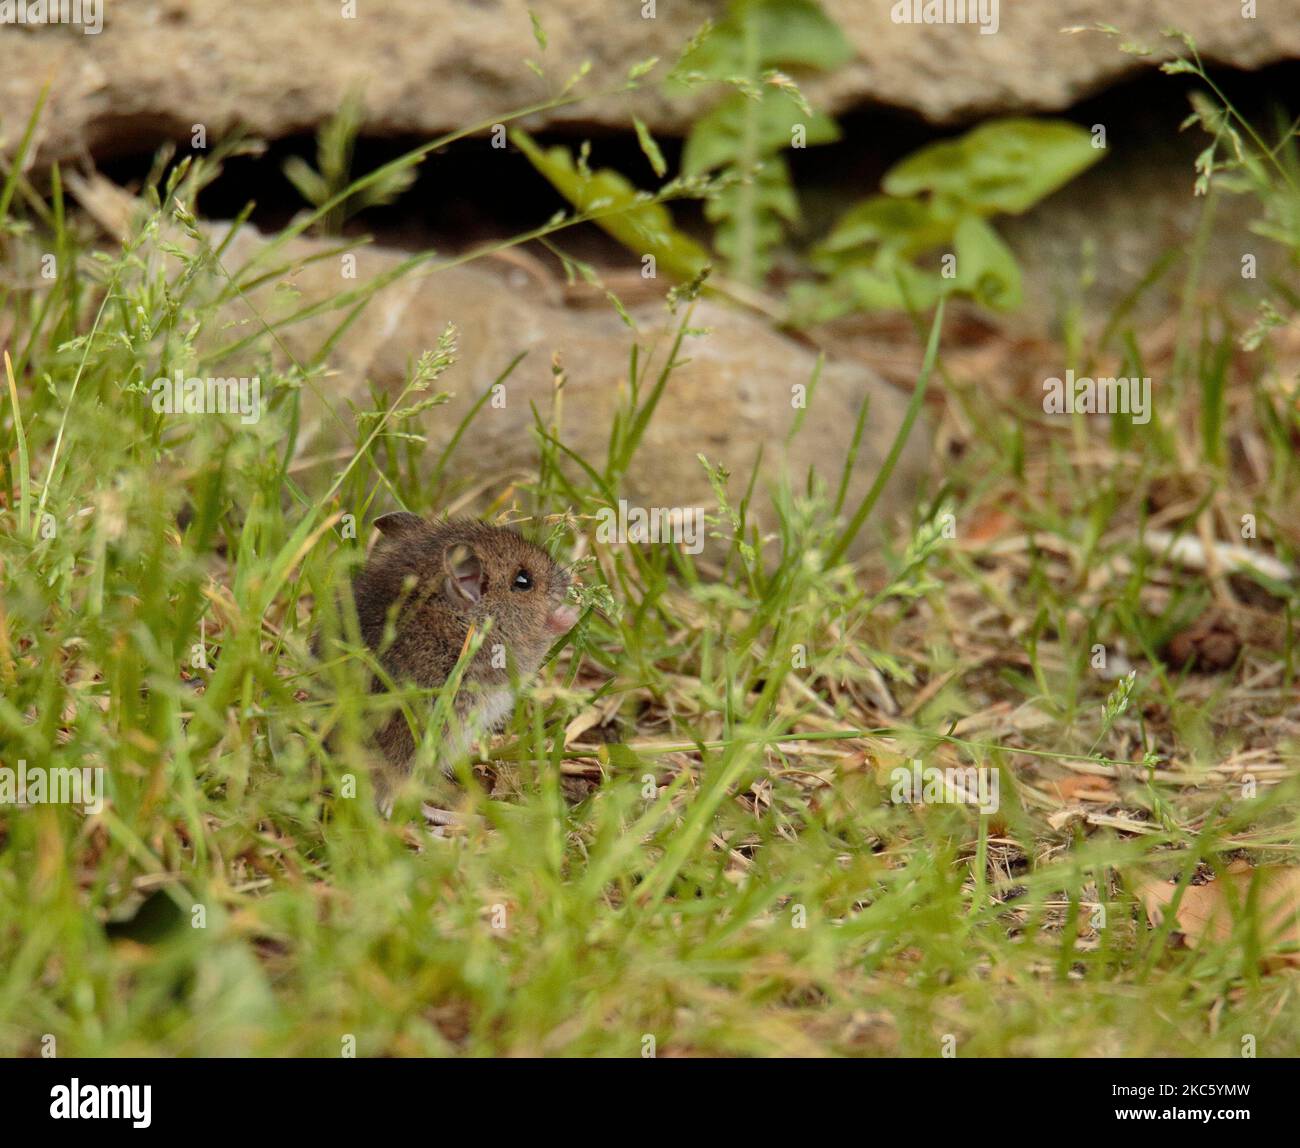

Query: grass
(1, 77), (1299, 1059)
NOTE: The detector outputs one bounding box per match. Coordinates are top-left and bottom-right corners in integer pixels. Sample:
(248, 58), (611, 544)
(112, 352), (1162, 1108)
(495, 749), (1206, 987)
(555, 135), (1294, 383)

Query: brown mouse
(339, 513), (579, 801)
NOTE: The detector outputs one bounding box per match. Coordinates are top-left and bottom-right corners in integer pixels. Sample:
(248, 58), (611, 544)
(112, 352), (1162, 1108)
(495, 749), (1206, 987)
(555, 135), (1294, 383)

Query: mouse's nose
(546, 603), (580, 634)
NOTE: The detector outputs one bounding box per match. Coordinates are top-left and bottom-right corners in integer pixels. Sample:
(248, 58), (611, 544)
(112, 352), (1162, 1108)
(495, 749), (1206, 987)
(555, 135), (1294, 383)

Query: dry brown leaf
(1047, 808), (1085, 831)
(1137, 865), (1300, 966)
(563, 706), (605, 747)
(963, 507), (1015, 546)
(1049, 775), (1116, 803)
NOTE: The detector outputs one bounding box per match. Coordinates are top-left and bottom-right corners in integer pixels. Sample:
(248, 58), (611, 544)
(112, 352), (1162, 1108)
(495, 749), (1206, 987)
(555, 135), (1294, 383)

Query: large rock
(3, 1), (1297, 165)
(224, 229), (926, 554)
(67, 178), (925, 554)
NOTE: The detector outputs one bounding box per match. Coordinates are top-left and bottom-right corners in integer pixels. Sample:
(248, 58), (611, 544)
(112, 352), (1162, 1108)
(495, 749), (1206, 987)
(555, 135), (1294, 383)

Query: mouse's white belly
(471, 686), (517, 733)
(436, 686), (516, 775)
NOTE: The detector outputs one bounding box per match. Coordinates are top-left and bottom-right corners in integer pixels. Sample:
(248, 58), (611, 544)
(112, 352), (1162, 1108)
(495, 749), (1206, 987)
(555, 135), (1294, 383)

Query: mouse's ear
(373, 511), (425, 538)
(443, 543), (486, 604)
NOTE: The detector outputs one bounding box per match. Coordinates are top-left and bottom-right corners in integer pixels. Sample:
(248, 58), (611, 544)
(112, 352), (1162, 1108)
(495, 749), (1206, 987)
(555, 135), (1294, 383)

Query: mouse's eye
(511, 569), (533, 592)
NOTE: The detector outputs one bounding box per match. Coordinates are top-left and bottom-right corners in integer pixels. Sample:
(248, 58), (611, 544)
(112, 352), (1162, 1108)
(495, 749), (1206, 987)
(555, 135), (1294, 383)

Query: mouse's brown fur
(340, 514), (578, 797)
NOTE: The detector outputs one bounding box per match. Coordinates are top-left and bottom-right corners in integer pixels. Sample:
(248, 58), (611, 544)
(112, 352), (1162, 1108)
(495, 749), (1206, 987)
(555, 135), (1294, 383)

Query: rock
(821, 0), (1300, 125)
(3, 1), (1297, 166)
(998, 129), (1288, 330)
(55, 169), (922, 557)
(206, 223), (926, 557)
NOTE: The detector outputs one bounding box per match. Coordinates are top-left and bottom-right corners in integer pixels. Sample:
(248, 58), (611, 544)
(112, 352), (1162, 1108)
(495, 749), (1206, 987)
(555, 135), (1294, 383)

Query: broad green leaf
(675, 0), (853, 80)
(512, 130), (709, 282)
(844, 252), (944, 311)
(816, 194), (956, 259)
(952, 213), (1022, 309)
(883, 118), (1104, 215)
(786, 278), (857, 325)
(682, 89), (840, 175)
(799, 250), (943, 314)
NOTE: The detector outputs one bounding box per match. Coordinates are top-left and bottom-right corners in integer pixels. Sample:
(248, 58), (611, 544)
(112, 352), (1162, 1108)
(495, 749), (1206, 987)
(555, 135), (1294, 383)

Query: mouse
(337, 513), (580, 802)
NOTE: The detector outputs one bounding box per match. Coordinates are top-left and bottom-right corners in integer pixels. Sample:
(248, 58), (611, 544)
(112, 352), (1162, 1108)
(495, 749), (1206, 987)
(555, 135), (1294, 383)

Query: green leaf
(795, 249), (944, 317)
(883, 118), (1104, 215)
(512, 130), (709, 282)
(682, 89), (839, 175)
(633, 116), (668, 179)
(352, 166), (418, 212)
(952, 213), (1022, 310)
(703, 156), (798, 281)
(846, 252), (945, 311)
(786, 278), (855, 325)
(528, 9), (547, 50)
(706, 159), (799, 227)
(816, 195), (956, 260)
(674, 0), (853, 81)
(672, 2), (848, 286)
(627, 55), (660, 81)
(282, 156), (331, 207)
